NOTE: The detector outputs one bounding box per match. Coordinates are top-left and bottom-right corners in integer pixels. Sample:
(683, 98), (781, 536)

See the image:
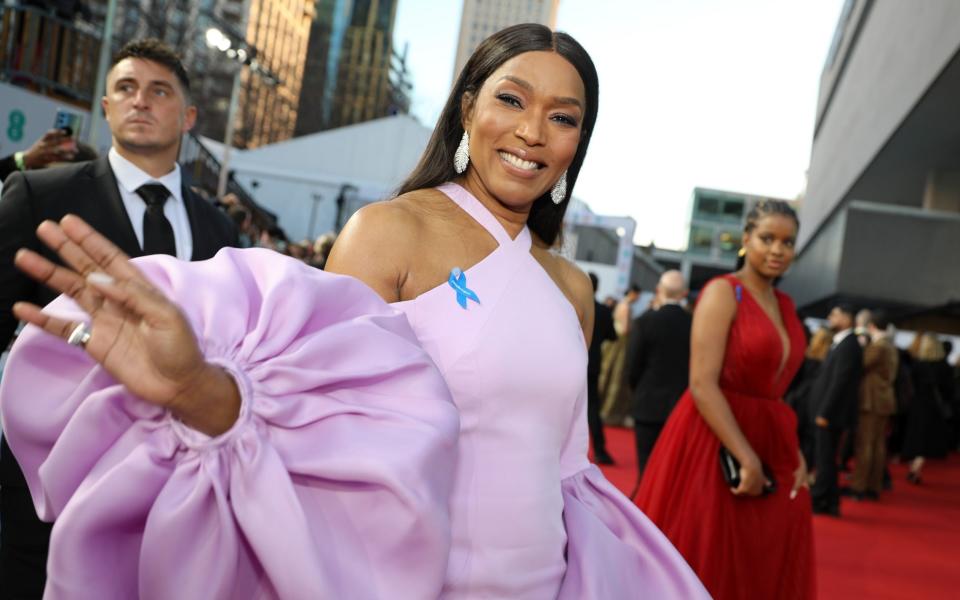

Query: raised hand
(22, 129), (77, 169)
(13, 215), (239, 435)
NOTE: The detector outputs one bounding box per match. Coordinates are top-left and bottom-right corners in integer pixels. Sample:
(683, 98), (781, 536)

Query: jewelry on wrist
(14, 151), (26, 171)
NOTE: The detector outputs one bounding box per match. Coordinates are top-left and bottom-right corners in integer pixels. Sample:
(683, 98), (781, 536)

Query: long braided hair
(735, 200), (800, 271)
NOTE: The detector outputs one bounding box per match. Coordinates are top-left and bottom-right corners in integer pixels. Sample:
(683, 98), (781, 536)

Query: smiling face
(461, 50), (585, 209)
(741, 214), (797, 280)
(102, 58), (196, 155)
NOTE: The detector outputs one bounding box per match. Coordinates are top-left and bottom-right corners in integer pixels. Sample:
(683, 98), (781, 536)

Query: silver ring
(66, 322), (92, 348)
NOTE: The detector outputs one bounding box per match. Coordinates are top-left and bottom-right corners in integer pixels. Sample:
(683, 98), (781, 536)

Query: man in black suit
(810, 303), (863, 516)
(588, 273), (617, 465)
(627, 270), (692, 477)
(0, 39), (238, 597)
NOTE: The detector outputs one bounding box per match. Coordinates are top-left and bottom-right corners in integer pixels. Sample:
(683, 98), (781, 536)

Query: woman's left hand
(790, 449), (809, 500)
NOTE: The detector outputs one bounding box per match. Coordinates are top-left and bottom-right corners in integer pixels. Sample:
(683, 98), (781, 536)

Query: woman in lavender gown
(1, 24), (707, 599)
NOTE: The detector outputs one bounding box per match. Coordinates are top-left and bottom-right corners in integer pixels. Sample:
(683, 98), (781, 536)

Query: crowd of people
(594, 261), (958, 515)
(216, 192), (338, 270)
(785, 312), (958, 501)
(0, 25), (955, 600)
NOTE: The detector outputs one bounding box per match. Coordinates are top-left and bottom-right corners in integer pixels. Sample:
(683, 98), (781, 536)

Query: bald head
(657, 270), (687, 301)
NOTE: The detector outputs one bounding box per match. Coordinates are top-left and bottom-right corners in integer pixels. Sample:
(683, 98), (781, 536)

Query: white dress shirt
(108, 148), (193, 261)
(831, 328), (854, 348)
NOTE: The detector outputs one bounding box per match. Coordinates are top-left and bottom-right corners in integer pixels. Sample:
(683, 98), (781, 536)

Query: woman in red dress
(636, 200), (815, 599)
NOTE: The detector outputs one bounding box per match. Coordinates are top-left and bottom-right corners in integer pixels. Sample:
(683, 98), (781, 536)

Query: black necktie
(136, 184), (176, 256)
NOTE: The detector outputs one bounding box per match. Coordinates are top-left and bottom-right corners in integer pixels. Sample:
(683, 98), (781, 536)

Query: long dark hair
(735, 199), (800, 271)
(397, 23), (599, 247)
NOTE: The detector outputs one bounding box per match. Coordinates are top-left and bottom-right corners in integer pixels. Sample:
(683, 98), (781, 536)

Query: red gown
(636, 274), (815, 600)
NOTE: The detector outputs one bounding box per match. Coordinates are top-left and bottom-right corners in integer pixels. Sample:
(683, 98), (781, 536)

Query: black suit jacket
(588, 300), (616, 378)
(0, 154), (18, 184)
(626, 303), (692, 424)
(0, 155), (239, 349)
(812, 333), (864, 428)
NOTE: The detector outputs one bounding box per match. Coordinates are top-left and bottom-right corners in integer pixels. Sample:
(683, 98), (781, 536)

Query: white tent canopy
(200, 115), (433, 240)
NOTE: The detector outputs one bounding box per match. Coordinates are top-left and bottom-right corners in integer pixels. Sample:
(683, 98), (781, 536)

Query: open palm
(13, 215), (207, 408)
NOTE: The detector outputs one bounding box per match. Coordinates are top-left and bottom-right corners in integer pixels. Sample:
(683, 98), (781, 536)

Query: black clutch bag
(718, 446), (777, 495)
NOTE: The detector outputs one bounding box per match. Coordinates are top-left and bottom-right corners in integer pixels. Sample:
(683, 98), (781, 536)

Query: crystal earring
(551, 171), (567, 204)
(454, 131), (470, 174)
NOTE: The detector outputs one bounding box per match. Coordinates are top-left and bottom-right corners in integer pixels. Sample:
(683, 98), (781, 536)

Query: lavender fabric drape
(1, 249), (460, 599)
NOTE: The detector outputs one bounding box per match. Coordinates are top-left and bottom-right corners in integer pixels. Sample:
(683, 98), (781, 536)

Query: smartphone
(53, 108), (84, 140)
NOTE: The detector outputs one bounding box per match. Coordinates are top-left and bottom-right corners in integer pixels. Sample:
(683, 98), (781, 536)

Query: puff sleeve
(0, 248), (460, 600)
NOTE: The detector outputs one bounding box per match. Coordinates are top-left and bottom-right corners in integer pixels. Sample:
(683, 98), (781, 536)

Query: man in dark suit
(588, 273), (617, 465)
(0, 39), (238, 597)
(810, 303), (863, 516)
(627, 270), (691, 477)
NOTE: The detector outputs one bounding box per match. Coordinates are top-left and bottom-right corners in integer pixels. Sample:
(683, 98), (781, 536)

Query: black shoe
(862, 490), (880, 501)
(812, 504), (840, 517)
(839, 487), (858, 498)
(907, 471), (922, 485)
(594, 452), (615, 466)
(840, 487), (866, 501)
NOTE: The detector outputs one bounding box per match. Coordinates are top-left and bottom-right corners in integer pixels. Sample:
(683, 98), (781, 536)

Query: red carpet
(596, 426), (960, 599)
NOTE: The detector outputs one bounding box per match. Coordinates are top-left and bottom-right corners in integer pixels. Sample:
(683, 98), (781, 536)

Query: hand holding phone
(21, 129), (76, 169)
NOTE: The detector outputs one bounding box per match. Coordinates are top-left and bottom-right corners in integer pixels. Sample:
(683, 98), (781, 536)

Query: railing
(179, 133), (276, 228)
(0, 3), (101, 106)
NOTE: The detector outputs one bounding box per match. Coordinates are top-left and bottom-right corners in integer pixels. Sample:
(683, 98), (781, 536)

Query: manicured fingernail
(87, 272), (115, 286)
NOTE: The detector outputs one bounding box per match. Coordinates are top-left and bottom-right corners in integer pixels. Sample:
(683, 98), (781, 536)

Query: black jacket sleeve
(0, 171), (40, 350)
(817, 339), (863, 425)
(0, 154), (19, 185)
(626, 315), (647, 390)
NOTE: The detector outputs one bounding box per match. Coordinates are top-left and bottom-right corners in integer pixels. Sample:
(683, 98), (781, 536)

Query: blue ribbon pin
(448, 267), (480, 309)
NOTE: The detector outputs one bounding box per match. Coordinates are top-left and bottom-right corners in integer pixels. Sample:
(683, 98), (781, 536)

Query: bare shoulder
(325, 194), (427, 301)
(556, 255), (595, 317)
(346, 194), (421, 237)
(693, 276), (737, 320)
(331, 190), (441, 253)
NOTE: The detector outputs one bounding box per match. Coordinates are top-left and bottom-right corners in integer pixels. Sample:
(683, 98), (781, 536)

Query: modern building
(237, 0), (315, 147)
(294, 0), (410, 136)
(452, 0), (559, 80)
(563, 208), (663, 301)
(70, 0), (314, 148)
(781, 0), (960, 332)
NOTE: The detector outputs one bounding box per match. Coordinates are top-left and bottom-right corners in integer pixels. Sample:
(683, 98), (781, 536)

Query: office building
(294, 0), (410, 136)
(782, 0), (960, 331)
(452, 0), (559, 80)
(107, 0), (314, 148)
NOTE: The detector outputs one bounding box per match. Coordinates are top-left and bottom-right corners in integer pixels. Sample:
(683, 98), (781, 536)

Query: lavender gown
(0, 183), (707, 599)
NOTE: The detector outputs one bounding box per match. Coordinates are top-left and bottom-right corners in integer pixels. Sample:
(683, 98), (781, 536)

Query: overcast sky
(393, 0), (845, 249)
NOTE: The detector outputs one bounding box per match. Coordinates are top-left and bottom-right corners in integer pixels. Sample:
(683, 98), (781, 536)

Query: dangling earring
(454, 131), (470, 174)
(551, 171), (567, 205)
